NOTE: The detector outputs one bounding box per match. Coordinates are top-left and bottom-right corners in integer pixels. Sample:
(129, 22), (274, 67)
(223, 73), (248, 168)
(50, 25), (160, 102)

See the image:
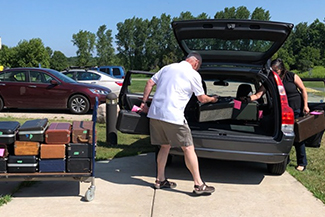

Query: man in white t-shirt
(140, 52), (218, 195)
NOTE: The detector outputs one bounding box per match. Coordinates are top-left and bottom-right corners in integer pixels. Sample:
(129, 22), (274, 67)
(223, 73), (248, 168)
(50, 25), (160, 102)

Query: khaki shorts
(149, 119), (193, 147)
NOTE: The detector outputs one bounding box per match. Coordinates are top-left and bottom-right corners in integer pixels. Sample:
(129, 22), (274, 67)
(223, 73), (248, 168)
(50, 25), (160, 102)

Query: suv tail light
(273, 71), (295, 136)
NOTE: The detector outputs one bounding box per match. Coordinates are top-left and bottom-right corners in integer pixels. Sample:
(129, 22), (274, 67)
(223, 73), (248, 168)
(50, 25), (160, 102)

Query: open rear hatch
(172, 19), (293, 66)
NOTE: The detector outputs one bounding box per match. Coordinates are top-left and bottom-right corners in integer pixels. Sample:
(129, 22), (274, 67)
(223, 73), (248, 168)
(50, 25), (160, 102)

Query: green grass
(287, 140), (325, 203)
(303, 81), (325, 89)
(129, 78), (156, 94)
(0, 195), (11, 206)
(296, 66), (325, 79)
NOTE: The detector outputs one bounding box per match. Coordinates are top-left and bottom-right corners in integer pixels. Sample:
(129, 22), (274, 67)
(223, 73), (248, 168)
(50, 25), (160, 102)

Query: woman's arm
(294, 74), (310, 114)
(249, 86), (266, 101)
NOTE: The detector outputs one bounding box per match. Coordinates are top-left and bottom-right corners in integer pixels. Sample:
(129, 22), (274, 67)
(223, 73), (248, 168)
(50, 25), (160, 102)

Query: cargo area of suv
(117, 19), (300, 175)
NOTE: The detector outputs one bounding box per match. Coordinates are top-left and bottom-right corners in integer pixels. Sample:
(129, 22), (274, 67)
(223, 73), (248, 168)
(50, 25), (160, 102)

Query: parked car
(0, 67), (111, 114)
(116, 19), (325, 175)
(91, 66), (125, 79)
(61, 69), (123, 96)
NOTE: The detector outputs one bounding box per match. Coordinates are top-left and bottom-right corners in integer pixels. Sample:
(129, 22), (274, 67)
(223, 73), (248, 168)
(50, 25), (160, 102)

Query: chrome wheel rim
(71, 97), (86, 113)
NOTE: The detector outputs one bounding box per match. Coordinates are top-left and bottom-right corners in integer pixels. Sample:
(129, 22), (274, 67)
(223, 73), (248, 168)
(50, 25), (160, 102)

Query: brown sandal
(193, 183), (215, 195)
(154, 179), (177, 189)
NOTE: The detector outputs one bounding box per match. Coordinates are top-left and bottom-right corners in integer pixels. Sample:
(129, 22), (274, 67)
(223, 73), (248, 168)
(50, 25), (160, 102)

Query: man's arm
(140, 79), (156, 113)
(197, 94), (218, 104)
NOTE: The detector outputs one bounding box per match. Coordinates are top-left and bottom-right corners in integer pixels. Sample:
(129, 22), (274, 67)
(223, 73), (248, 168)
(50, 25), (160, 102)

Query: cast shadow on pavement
(0, 180), (82, 198)
(95, 152), (268, 196)
(1, 152), (268, 199)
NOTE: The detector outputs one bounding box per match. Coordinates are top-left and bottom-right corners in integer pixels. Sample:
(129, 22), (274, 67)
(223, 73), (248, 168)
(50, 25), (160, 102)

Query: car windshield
(44, 68), (77, 83)
(183, 38), (273, 52)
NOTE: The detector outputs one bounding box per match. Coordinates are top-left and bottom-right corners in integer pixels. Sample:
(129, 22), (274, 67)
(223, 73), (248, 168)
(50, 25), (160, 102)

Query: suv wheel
(267, 157), (288, 175)
(68, 95), (90, 114)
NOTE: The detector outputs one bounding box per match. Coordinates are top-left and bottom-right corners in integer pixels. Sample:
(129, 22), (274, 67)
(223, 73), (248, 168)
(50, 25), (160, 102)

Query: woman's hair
(271, 58), (287, 79)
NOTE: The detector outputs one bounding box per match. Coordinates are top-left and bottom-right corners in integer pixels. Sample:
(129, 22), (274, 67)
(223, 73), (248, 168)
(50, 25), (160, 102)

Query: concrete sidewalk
(0, 153), (324, 217)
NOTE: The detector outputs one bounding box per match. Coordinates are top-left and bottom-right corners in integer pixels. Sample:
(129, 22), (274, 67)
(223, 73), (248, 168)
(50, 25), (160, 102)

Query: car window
(99, 68), (109, 74)
(45, 68), (76, 83)
(0, 71), (27, 82)
(112, 68), (121, 76)
(64, 72), (75, 79)
(43, 73), (55, 83)
(77, 72), (100, 81)
(184, 38), (272, 52)
(204, 80), (255, 98)
(29, 71), (55, 83)
(29, 71), (43, 83)
(128, 73), (156, 94)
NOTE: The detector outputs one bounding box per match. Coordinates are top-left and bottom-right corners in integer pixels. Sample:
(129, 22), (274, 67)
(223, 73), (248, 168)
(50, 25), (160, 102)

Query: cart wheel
(85, 186), (95, 202)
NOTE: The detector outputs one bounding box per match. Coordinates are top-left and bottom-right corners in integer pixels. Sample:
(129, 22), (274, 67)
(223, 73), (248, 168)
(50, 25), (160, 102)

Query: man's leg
(156, 144), (171, 181)
(181, 145), (203, 186)
(182, 145), (215, 194)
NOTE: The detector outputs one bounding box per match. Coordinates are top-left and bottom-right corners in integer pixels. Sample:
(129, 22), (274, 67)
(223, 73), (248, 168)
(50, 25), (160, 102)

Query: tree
(50, 51), (68, 71)
(116, 17), (149, 70)
(46, 46), (53, 58)
(12, 38), (50, 68)
(214, 6), (237, 19)
(145, 13), (178, 71)
(96, 25), (115, 66)
(72, 30), (96, 66)
(251, 7), (270, 20)
(234, 6), (250, 19)
(214, 6), (270, 20)
(307, 19), (325, 65)
(289, 22), (309, 69)
(0, 45), (15, 68)
(296, 46), (321, 71)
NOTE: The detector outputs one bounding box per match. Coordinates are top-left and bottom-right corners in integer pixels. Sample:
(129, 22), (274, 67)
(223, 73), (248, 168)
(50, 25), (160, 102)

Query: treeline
(0, 6), (325, 75)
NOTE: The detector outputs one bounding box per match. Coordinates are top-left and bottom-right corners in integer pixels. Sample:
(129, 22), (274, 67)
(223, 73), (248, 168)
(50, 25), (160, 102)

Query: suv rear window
(184, 38), (273, 52)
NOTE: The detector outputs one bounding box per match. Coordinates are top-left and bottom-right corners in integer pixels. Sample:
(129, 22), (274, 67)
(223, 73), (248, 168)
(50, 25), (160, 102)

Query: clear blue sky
(1, 0), (324, 57)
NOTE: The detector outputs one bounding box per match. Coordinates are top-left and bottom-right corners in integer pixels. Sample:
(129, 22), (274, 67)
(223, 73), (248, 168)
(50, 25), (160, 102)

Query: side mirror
(50, 80), (59, 85)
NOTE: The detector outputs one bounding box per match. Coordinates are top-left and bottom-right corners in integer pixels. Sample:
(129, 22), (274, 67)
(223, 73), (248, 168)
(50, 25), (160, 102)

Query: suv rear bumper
(169, 135), (294, 164)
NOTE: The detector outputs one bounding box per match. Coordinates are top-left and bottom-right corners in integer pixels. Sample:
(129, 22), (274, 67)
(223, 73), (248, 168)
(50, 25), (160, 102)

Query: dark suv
(116, 19), (325, 175)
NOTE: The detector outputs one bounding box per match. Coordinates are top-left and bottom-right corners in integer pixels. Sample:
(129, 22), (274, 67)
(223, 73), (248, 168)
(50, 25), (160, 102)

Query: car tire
(267, 156), (288, 175)
(68, 94), (90, 114)
(0, 97), (4, 111)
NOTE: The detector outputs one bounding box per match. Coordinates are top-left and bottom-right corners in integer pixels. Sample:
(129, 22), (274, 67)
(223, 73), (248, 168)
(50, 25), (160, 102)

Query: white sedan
(62, 69), (123, 96)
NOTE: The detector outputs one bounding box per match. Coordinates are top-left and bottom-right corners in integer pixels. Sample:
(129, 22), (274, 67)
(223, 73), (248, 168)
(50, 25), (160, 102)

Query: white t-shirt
(147, 61), (205, 125)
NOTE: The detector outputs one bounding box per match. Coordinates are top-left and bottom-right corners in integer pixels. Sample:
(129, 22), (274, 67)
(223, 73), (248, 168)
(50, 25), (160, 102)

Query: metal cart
(0, 98), (99, 202)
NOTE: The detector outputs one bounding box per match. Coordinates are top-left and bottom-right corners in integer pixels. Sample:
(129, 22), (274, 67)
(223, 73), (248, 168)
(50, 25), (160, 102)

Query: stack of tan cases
(39, 122), (72, 172)
(66, 121), (93, 173)
(3, 119), (96, 174)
